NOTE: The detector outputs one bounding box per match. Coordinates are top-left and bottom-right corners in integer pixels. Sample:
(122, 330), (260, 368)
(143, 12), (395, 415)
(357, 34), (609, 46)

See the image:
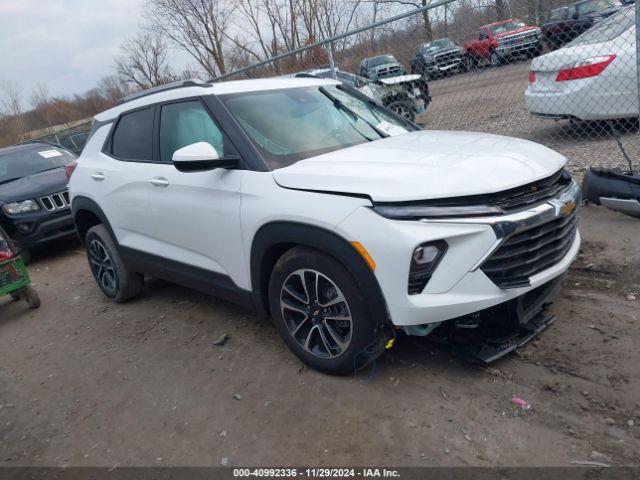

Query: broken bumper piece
(431, 275), (564, 363)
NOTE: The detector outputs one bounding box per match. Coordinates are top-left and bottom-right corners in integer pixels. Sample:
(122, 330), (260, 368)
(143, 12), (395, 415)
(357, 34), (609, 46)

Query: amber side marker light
(351, 241), (376, 271)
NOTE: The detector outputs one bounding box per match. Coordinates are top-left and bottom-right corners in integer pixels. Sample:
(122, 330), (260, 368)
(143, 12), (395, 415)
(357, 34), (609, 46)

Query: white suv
(69, 77), (580, 374)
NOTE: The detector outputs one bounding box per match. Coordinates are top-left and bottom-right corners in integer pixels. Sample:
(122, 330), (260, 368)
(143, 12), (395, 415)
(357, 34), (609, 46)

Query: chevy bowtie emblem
(550, 199), (575, 217)
(531, 185), (539, 192)
(560, 200), (575, 217)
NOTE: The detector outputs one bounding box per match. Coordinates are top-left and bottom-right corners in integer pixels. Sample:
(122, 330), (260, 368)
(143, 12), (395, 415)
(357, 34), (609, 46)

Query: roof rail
(117, 79), (212, 105)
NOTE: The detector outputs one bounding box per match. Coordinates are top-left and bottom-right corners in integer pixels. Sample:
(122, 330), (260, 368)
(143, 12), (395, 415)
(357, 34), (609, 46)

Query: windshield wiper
(0, 177), (22, 185)
(318, 87), (388, 140)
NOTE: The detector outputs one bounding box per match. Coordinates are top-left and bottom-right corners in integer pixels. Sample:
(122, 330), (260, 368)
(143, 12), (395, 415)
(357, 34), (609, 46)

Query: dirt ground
(0, 204), (638, 467)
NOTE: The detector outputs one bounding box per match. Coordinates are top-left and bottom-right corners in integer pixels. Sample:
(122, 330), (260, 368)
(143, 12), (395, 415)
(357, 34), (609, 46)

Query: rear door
(95, 106), (158, 260)
(145, 98), (246, 290)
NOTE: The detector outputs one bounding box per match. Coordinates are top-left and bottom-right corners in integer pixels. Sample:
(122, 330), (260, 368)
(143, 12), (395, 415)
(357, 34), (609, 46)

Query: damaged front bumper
(428, 274), (565, 363)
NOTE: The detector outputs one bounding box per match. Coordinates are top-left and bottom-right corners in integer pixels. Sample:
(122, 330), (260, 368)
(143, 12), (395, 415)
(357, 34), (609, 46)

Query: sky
(0, 0), (146, 107)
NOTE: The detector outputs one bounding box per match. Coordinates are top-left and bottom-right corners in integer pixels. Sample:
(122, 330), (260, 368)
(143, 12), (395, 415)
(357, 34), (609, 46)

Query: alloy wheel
(88, 239), (118, 295)
(390, 104), (412, 120)
(280, 269), (353, 359)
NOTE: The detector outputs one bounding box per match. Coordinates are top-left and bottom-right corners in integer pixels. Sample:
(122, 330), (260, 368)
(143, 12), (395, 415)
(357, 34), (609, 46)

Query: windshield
(0, 145), (75, 184)
(221, 85), (412, 169)
(577, 0), (617, 15)
(368, 55), (397, 67)
(569, 5), (633, 45)
(489, 20), (527, 34)
(549, 7), (567, 19)
(421, 39), (455, 53)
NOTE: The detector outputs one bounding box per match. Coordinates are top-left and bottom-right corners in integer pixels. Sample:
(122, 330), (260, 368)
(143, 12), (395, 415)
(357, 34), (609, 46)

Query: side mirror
(355, 77), (367, 88)
(172, 142), (238, 172)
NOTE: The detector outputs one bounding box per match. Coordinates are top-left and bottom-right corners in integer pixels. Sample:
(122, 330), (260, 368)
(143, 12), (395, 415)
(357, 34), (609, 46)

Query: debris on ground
(233, 393), (242, 401)
(511, 397), (531, 410)
(570, 460), (610, 468)
(213, 333), (229, 346)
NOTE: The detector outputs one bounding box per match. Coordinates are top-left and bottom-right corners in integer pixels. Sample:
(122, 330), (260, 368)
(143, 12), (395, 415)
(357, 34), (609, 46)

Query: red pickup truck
(464, 19), (543, 68)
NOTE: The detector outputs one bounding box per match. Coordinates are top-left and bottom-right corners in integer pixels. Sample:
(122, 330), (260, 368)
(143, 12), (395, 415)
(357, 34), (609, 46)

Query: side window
(479, 30), (488, 40)
(159, 100), (224, 163)
(111, 107), (154, 161)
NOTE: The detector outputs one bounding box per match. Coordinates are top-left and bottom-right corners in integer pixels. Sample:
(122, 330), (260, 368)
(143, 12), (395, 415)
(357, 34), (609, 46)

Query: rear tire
(268, 246), (381, 375)
(85, 224), (143, 303)
(22, 286), (40, 309)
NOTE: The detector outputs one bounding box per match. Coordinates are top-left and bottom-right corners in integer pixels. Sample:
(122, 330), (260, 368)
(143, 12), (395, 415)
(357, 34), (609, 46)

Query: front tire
(85, 224), (143, 303)
(490, 50), (501, 67)
(268, 247), (380, 375)
(386, 100), (416, 122)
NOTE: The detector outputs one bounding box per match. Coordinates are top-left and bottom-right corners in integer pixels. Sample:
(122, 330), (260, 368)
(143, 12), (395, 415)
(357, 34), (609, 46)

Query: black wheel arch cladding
(250, 221), (389, 328)
(72, 196), (118, 245)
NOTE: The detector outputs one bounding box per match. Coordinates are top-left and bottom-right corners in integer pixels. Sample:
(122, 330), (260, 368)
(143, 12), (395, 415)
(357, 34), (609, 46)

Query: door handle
(150, 177), (170, 188)
(90, 172), (105, 182)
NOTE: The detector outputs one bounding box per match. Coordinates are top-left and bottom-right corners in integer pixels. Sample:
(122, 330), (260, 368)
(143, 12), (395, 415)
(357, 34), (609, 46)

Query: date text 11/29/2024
(233, 468), (401, 478)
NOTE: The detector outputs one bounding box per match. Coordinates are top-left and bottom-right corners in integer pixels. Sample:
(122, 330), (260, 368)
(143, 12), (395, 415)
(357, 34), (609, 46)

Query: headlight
(408, 240), (448, 294)
(371, 204), (502, 220)
(1, 199), (41, 215)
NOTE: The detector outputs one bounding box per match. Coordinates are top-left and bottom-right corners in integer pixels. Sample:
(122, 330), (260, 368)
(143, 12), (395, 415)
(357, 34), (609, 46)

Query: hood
(272, 131), (566, 202)
(378, 74), (421, 85)
(0, 168), (68, 203)
(430, 47), (461, 56)
(495, 26), (540, 39)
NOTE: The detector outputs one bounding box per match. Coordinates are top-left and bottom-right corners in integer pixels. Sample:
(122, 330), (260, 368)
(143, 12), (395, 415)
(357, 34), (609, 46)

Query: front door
(146, 99), (246, 291)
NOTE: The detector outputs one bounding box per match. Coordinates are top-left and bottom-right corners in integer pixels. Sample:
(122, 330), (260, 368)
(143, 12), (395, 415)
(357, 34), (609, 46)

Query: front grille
(485, 169), (571, 212)
(40, 190), (70, 212)
(481, 210), (578, 289)
(391, 169), (572, 215)
(376, 66), (402, 78)
(435, 51), (461, 66)
(502, 32), (539, 47)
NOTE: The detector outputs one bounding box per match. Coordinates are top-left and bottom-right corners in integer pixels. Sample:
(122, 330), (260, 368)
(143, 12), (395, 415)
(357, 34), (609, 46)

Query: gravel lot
(1, 205), (638, 467)
(421, 61), (640, 177)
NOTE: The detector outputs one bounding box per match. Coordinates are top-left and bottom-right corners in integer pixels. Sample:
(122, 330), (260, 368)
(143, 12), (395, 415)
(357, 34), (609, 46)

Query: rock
(220, 457), (228, 466)
(233, 393), (242, 401)
(627, 293), (636, 301)
(604, 417), (615, 425)
(213, 333), (228, 346)
(444, 448), (450, 454)
(220, 430), (227, 437)
(628, 419), (635, 427)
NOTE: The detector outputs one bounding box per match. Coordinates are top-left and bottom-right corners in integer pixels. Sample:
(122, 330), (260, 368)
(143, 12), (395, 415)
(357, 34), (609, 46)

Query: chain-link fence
(215, 0), (639, 178)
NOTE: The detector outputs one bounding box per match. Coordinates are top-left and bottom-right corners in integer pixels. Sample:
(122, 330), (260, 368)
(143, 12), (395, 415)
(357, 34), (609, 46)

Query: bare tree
(115, 33), (176, 89)
(1, 80), (25, 141)
(30, 82), (52, 127)
(98, 75), (134, 105)
(145, 0), (235, 78)
(366, 0), (433, 41)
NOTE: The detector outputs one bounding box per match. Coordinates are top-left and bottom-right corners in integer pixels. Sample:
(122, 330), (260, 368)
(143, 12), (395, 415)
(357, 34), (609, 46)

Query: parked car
(359, 54), (407, 79)
(542, 0), (623, 50)
(464, 19), (543, 67)
(0, 142), (77, 262)
(525, 6), (636, 121)
(298, 67), (430, 122)
(59, 131), (90, 156)
(70, 77), (580, 374)
(410, 38), (466, 79)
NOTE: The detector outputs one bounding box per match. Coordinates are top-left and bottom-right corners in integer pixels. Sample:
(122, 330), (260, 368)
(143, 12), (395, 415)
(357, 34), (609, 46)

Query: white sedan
(525, 6), (637, 121)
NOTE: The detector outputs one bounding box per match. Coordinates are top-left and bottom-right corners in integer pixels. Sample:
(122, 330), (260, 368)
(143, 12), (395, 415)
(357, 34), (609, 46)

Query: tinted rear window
(111, 107), (154, 160)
